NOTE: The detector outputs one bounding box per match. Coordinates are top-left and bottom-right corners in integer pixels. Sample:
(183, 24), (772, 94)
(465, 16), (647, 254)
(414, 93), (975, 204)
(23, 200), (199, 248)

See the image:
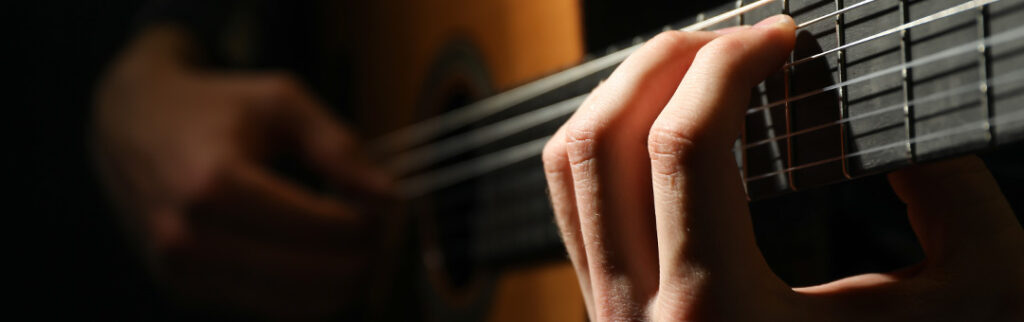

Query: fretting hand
(542, 15), (1023, 321)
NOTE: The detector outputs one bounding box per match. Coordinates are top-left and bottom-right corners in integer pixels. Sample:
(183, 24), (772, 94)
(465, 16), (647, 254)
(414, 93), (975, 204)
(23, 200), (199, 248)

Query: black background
(18, 1), (159, 319)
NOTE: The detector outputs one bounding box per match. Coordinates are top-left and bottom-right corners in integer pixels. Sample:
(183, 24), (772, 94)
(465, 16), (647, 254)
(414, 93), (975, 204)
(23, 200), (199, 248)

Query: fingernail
(754, 14), (795, 30)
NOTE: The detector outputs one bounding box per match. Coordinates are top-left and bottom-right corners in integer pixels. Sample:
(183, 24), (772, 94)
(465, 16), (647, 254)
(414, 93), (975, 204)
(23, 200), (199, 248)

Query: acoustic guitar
(344, 0), (1024, 320)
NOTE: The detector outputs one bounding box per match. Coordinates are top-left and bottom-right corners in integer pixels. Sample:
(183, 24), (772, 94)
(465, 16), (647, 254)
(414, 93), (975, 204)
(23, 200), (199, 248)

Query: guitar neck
(744, 0), (1024, 198)
(392, 0), (1024, 267)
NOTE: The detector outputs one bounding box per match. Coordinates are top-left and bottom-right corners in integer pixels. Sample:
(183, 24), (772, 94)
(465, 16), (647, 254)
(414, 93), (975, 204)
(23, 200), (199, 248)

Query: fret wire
(389, 25), (1024, 174)
(744, 108), (1024, 183)
(745, 67), (1024, 149)
(783, 0), (798, 191)
(900, 0), (916, 163)
(737, 0), (745, 25)
(747, 16), (1019, 116)
(787, 0), (1001, 69)
(977, 5), (995, 146)
(797, 0), (878, 29)
(836, 0), (853, 180)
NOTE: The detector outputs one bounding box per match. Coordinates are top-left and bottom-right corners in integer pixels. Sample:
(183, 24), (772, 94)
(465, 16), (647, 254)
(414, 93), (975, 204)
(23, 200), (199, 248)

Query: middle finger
(562, 30), (718, 320)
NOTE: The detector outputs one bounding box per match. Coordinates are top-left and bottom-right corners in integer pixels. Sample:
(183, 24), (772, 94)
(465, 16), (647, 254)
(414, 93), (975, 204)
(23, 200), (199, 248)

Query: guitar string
(682, 0), (781, 32)
(374, 0), (884, 155)
(744, 108), (1024, 182)
(751, 0), (1005, 114)
(395, 68), (1024, 197)
(385, 0), (1000, 165)
(387, 94), (586, 175)
(786, 0), (1000, 68)
(743, 63), (1024, 149)
(372, 39), (636, 155)
(398, 136), (551, 199)
(403, 0), (1011, 246)
(387, 21), (1024, 175)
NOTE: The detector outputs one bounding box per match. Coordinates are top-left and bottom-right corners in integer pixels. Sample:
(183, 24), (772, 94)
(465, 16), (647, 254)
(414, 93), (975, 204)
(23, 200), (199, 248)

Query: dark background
(19, 1), (156, 319)
(18, 0), (1022, 320)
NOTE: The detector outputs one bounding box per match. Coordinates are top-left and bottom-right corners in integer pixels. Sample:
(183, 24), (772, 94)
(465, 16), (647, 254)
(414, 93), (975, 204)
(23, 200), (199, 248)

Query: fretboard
(382, 0), (1024, 267)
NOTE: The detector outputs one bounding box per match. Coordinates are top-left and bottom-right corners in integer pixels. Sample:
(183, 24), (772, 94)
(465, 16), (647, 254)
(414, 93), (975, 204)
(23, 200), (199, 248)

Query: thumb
(238, 73), (396, 197)
(888, 156), (1022, 269)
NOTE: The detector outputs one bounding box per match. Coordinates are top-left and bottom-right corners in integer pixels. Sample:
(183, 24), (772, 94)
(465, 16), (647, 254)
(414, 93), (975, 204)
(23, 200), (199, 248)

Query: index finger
(189, 160), (369, 252)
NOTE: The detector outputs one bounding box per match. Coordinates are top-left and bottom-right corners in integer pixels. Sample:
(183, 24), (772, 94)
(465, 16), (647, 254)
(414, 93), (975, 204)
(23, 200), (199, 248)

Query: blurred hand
(542, 15), (1023, 321)
(93, 26), (393, 319)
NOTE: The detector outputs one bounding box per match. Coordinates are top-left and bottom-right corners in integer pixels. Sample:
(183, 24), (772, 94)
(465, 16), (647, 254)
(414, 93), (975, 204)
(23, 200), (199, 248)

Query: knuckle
(691, 36), (754, 88)
(645, 30), (702, 53)
(565, 116), (601, 142)
(564, 117), (606, 167)
(701, 36), (748, 58)
(648, 124), (700, 177)
(652, 270), (743, 322)
(642, 30), (703, 59)
(695, 36), (747, 69)
(647, 125), (698, 161)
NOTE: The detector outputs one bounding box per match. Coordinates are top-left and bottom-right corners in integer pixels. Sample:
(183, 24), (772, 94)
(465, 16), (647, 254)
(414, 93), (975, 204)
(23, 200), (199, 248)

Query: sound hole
(745, 28), (844, 199)
(435, 86), (479, 289)
(413, 40), (495, 298)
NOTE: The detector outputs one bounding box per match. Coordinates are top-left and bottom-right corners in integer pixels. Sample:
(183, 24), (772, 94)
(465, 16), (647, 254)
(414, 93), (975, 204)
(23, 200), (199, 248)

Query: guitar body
(336, 1), (585, 321)
(337, 0), (585, 137)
